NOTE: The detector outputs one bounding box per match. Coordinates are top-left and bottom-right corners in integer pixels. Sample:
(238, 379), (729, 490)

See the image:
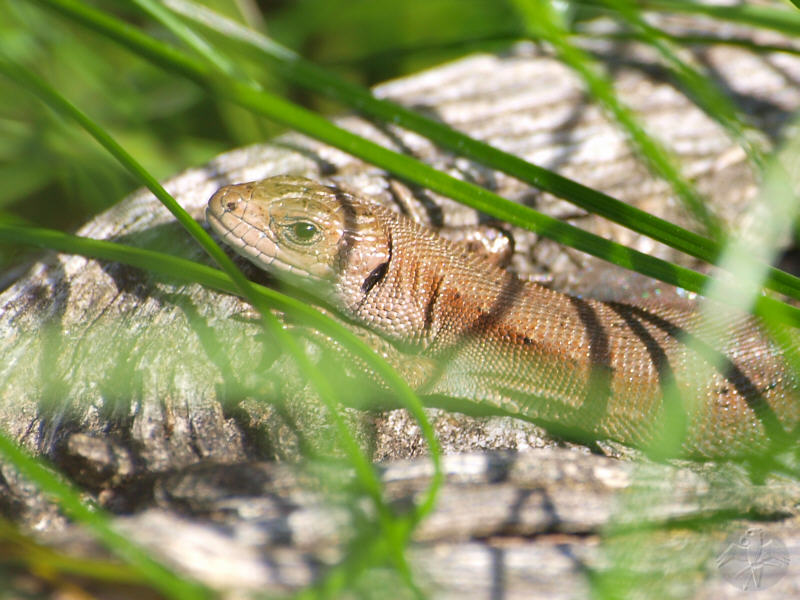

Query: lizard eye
(286, 221), (319, 244)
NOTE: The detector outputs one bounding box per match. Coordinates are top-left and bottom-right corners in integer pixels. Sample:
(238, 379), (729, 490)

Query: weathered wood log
(2, 27), (800, 598)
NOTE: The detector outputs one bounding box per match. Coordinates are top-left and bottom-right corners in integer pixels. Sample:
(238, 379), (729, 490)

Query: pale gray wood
(32, 451), (800, 598)
(1, 24), (800, 599)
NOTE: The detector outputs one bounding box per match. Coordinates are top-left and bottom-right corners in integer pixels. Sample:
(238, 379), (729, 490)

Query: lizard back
(207, 176), (800, 459)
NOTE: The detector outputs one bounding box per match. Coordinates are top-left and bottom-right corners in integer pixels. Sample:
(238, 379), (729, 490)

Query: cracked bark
(2, 27), (800, 599)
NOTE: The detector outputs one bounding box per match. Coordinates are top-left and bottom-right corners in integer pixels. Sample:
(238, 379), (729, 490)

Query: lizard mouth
(206, 186), (282, 270)
(206, 204), (280, 271)
(206, 183), (335, 282)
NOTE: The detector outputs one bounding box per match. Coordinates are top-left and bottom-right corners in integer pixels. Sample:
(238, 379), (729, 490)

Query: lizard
(206, 175), (800, 460)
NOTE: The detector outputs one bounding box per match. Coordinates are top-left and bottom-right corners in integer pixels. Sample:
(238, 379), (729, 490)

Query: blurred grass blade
(161, 0), (800, 300)
(0, 52), (440, 587)
(130, 0), (254, 84)
(30, 0), (800, 308)
(131, 0), (446, 525)
(5, 219), (800, 465)
(587, 29), (800, 58)
(0, 518), (144, 584)
(0, 219), (444, 515)
(0, 430), (211, 599)
(600, 0), (765, 167)
(512, 0), (722, 239)
(4, 220), (800, 333)
(636, 0), (800, 35)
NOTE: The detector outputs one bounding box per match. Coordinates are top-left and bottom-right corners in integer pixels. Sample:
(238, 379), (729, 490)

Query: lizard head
(206, 176), (392, 308)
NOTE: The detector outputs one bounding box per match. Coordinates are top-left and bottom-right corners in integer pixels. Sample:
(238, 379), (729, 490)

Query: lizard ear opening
(361, 262), (388, 294)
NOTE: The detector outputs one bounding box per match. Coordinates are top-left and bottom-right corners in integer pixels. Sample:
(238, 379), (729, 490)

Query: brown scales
(208, 176), (800, 459)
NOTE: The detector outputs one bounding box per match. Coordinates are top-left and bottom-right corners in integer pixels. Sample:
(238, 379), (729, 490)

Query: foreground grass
(1, 1), (799, 598)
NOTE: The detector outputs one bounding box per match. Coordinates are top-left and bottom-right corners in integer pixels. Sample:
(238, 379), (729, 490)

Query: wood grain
(2, 29), (800, 598)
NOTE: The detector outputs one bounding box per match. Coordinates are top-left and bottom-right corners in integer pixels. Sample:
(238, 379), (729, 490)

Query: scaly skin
(207, 176), (800, 458)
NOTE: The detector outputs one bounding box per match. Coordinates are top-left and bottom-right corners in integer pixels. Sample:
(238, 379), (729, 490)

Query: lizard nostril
(226, 200), (237, 211)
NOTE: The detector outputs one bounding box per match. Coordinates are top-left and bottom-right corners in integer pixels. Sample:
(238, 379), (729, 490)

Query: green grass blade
(4, 221), (800, 338)
(636, 0), (800, 36)
(129, 0), (254, 84)
(584, 29), (800, 58)
(0, 430), (211, 599)
(29, 0), (800, 310)
(0, 221), (444, 514)
(6, 219), (800, 475)
(160, 0), (800, 301)
(512, 0), (722, 238)
(0, 50), (441, 590)
(7, 2), (799, 598)
(600, 0), (765, 167)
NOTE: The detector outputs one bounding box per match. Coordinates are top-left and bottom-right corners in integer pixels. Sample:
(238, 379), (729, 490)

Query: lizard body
(207, 176), (800, 458)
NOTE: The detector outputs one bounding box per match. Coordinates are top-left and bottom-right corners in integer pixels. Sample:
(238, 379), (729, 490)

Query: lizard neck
(347, 207), (518, 349)
(347, 206), (575, 358)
